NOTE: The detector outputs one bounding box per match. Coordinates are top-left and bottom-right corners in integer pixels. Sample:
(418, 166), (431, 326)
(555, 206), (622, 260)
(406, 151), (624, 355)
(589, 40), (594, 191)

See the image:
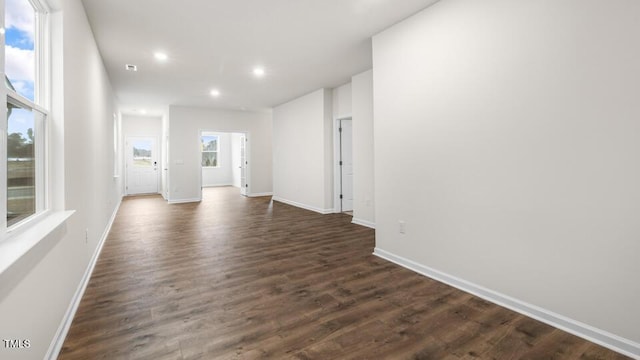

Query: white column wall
(373, 0), (640, 352)
(351, 70), (375, 227)
(273, 89), (334, 213)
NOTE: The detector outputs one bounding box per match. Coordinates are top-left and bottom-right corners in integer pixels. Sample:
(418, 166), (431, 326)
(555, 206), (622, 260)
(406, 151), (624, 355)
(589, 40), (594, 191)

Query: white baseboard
(351, 218), (376, 229)
(203, 183), (233, 188)
(168, 197), (202, 204)
(248, 192), (273, 198)
(373, 248), (640, 359)
(45, 198), (122, 360)
(272, 196), (333, 214)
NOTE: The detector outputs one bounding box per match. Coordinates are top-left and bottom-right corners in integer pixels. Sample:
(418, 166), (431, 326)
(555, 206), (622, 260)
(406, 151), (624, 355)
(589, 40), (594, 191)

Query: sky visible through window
(202, 136), (216, 150)
(5, 0), (35, 140)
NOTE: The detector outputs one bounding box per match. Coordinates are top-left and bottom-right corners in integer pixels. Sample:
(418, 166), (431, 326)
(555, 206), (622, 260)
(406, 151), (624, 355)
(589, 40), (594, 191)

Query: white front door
(340, 119), (353, 212)
(126, 137), (159, 195)
(240, 135), (247, 196)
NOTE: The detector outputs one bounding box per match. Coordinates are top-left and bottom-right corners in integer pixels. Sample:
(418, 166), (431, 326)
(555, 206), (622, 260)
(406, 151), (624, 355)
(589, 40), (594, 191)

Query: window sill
(0, 210), (75, 275)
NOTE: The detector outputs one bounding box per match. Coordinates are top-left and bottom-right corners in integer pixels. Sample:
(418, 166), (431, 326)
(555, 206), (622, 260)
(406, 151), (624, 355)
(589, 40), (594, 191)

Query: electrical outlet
(398, 221), (406, 234)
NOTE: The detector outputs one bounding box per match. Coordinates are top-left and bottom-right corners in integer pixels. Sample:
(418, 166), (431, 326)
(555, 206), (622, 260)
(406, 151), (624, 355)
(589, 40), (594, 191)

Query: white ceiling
(80, 0), (440, 116)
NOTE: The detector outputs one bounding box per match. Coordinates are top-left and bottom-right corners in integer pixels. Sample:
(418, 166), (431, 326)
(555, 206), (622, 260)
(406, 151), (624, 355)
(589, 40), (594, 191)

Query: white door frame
(161, 115), (169, 200)
(239, 134), (247, 196)
(197, 129), (250, 198)
(333, 116), (352, 213)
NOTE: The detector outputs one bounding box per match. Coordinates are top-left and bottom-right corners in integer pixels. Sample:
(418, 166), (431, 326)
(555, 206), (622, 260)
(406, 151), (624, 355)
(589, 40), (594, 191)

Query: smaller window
(201, 135), (219, 167)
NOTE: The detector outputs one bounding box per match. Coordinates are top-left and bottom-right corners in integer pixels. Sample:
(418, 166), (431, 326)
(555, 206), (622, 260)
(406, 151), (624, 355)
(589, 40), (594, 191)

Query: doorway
(199, 131), (249, 197)
(125, 136), (159, 195)
(338, 118), (353, 213)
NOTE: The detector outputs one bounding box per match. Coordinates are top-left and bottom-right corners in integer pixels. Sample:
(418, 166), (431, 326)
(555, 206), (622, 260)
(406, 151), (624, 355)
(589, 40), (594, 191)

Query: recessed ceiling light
(154, 52), (168, 61)
(125, 64), (138, 71)
(253, 67), (265, 77)
(210, 89), (221, 97)
(139, 109), (147, 115)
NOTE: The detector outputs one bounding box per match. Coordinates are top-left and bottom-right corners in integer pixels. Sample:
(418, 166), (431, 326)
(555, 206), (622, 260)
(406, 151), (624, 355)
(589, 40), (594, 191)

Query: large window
(3, 0), (49, 230)
(201, 134), (219, 168)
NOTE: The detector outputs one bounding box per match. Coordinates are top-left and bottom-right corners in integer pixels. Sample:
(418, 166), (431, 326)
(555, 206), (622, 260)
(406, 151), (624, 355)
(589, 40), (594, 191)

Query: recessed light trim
(253, 67), (265, 77)
(154, 52), (168, 61)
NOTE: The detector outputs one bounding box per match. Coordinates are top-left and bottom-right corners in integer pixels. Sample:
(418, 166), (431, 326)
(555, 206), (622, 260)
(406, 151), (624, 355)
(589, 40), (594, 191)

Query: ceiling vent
(125, 64), (138, 71)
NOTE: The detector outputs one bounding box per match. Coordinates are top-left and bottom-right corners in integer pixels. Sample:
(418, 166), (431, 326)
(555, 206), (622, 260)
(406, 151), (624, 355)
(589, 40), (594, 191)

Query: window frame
(1, 0), (52, 235)
(201, 134), (220, 168)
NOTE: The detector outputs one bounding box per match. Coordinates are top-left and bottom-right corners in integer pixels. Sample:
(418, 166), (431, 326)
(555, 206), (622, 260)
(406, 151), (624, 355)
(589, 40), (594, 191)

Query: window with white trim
(201, 134), (219, 168)
(2, 0), (50, 231)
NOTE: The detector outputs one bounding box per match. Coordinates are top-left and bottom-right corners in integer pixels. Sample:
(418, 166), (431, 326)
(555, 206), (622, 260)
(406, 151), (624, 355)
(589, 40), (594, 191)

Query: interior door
(126, 137), (159, 195)
(340, 119), (354, 212)
(240, 135), (247, 196)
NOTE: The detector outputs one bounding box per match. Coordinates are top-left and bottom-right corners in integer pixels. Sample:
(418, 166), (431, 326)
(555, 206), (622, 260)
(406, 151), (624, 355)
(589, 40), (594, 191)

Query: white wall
(351, 70), (375, 228)
(202, 132), (233, 187)
(273, 89), (334, 213)
(0, 0), (122, 359)
(122, 115), (163, 137)
(168, 106), (272, 202)
(122, 115), (162, 194)
(373, 0), (640, 354)
(333, 82), (352, 119)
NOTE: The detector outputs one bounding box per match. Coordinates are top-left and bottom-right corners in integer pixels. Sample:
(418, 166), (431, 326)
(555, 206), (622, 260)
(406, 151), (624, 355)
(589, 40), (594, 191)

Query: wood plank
(58, 187), (631, 360)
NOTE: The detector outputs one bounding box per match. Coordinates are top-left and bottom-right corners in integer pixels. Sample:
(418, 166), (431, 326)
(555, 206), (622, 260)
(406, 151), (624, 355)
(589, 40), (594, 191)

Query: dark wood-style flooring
(59, 187), (629, 359)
